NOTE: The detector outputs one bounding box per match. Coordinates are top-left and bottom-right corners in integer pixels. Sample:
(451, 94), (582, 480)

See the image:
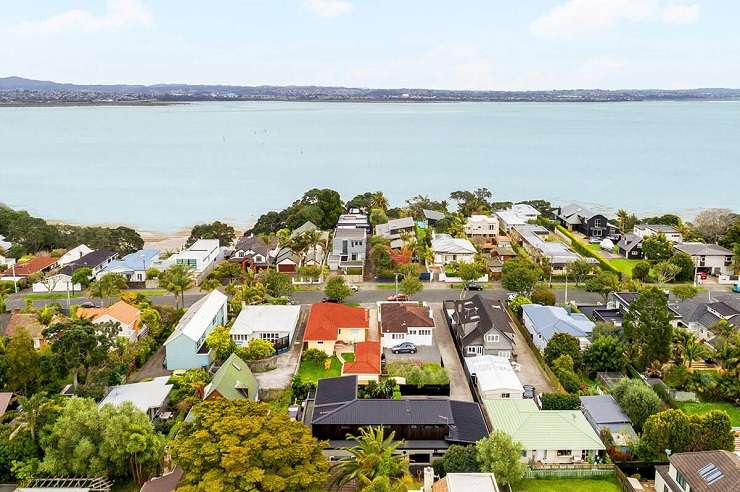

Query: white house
(495, 204), (540, 232)
(0, 254), (14, 268)
(164, 290), (228, 370)
(464, 215), (499, 239)
(431, 234), (476, 266)
(99, 376), (173, 420)
(230, 304), (301, 347)
(673, 242), (734, 276)
(521, 304), (594, 351)
(655, 450), (739, 492)
(378, 302), (435, 348)
(633, 224), (683, 243)
(56, 244), (94, 266)
(31, 273), (81, 293)
(0, 234), (12, 252)
(167, 239), (221, 273)
(465, 355), (523, 399)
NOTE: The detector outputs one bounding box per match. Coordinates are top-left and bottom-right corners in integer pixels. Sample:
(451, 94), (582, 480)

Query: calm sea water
(1, 101), (738, 232)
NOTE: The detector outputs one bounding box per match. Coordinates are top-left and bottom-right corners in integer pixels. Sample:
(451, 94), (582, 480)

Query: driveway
(512, 328), (554, 394)
(130, 346), (170, 382)
(430, 304), (473, 401)
(383, 344), (442, 365)
(254, 304), (308, 390)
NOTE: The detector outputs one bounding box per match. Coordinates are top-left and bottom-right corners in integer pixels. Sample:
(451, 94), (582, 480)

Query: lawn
(297, 356), (343, 383)
(123, 288), (169, 297)
(25, 292), (82, 300)
(377, 284), (397, 290)
(513, 478), (621, 492)
(677, 400), (740, 426)
(609, 258), (640, 277)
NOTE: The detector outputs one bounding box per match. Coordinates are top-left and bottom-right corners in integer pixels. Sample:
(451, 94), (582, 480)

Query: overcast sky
(2, 0), (738, 90)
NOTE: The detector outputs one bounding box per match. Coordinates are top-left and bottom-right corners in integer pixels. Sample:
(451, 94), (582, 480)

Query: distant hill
(2, 76), (740, 103)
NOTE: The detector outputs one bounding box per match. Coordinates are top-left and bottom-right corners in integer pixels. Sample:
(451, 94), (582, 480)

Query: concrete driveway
(430, 304), (473, 402)
(512, 328), (554, 394)
(254, 304), (308, 391)
(383, 344), (442, 365)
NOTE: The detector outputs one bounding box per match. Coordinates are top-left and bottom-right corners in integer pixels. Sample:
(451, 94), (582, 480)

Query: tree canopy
(623, 287), (673, 369)
(186, 221), (236, 247)
(324, 275), (353, 302)
(476, 430), (526, 486)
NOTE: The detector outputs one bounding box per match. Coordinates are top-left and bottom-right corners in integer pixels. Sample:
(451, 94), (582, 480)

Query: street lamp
(394, 272), (402, 296)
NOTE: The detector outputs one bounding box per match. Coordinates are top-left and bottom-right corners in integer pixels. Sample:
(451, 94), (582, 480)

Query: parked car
(733, 283), (740, 293)
(387, 294), (409, 302)
(79, 301), (97, 308)
(348, 284), (359, 293)
(697, 271), (708, 280)
(522, 384), (536, 399)
(589, 237), (601, 244)
(466, 282), (483, 291)
(391, 342), (417, 354)
(321, 297), (340, 303)
(506, 293), (517, 302)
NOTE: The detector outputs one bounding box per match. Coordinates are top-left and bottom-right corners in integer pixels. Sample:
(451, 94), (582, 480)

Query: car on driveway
(387, 294), (409, 302)
(506, 293), (517, 302)
(391, 342), (417, 354)
(589, 236), (601, 244)
(522, 384), (536, 399)
(466, 282), (483, 291)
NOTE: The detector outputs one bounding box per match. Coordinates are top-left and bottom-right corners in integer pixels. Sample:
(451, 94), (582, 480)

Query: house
(290, 220), (319, 237)
(422, 209), (445, 226)
(0, 252), (15, 268)
(291, 222), (329, 266)
(2, 310), (46, 349)
(617, 233), (644, 259)
(379, 301), (435, 348)
(655, 450), (739, 492)
(303, 375), (488, 465)
(634, 224), (683, 243)
(0, 392), (13, 419)
(31, 272), (81, 293)
(593, 292), (683, 328)
(431, 473), (500, 492)
(163, 290), (228, 370)
(486, 245), (517, 279)
(0, 256), (58, 282)
(511, 224), (583, 274)
(273, 246), (301, 273)
(495, 204), (541, 233)
(303, 303), (369, 355)
(580, 395), (638, 450)
(229, 304), (301, 351)
(557, 204), (618, 238)
(521, 304), (594, 351)
(140, 466), (183, 492)
(337, 210), (371, 232)
(341, 341), (382, 383)
(230, 235), (277, 270)
(375, 216), (416, 249)
(56, 244), (94, 266)
(99, 376), (173, 419)
(673, 243), (734, 276)
(96, 249), (160, 282)
(445, 295), (516, 359)
(203, 353), (259, 401)
(327, 227), (366, 273)
(0, 234), (12, 252)
(464, 215), (499, 239)
(431, 234), (477, 266)
(58, 249), (117, 277)
(483, 399), (605, 464)
(168, 239), (221, 273)
(675, 296), (740, 344)
(77, 300), (145, 340)
(465, 355), (523, 399)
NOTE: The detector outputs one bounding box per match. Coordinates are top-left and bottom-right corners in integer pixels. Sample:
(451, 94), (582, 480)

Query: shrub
(544, 333), (581, 367)
(611, 378), (662, 432)
(632, 261), (652, 282)
(291, 376), (315, 401)
(239, 338), (275, 360)
(440, 445), (480, 475)
(385, 362), (449, 387)
(530, 287), (557, 306)
(540, 393), (582, 410)
(302, 348), (329, 365)
(509, 295), (531, 317)
(664, 365), (690, 389)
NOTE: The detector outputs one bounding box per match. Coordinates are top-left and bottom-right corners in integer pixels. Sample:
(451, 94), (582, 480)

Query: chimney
(423, 466), (435, 492)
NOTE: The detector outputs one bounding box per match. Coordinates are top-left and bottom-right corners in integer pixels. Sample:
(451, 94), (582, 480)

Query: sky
(1, 0), (739, 90)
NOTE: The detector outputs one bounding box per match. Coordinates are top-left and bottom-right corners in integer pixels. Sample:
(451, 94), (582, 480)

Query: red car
(697, 271), (708, 280)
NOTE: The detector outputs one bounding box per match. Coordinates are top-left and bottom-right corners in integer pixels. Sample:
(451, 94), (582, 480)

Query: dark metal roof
(707, 301), (740, 318)
(453, 295), (514, 347)
(315, 375), (357, 406)
(59, 249), (116, 275)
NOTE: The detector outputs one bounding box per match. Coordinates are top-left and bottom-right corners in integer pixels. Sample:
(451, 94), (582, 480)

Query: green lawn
(297, 356), (343, 383)
(377, 284), (397, 289)
(25, 292), (82, 300)
(677, 400), (740, 426)
(341, 352), (355, 362)
(123, 288), (169, 296)
(608, 258), (640, 277)
(513, 478), (621, 492)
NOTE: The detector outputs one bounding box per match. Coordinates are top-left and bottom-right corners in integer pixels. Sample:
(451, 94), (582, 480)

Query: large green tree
(501, 258), (540, 295)
(476, 430), (526, 486)
(584, 271), (621, 303)
(642, 233), (674, 262)
(88, 273), (128, 307)
(205, 325), (236, 362)
(640, 409), (734, 459)
(258, 268), (294, 298)
(398, 275), (423, 298)
(611, 379), (662, 432)
(438, 444), (480, 475)
(186, 221), (236, 247)
(159, 264), (195, 308)
(582, 335), (625, 375)
(4, 328), (40, 394)
(622, 287), (673, 369)
(544, 333), (581, 367)
(324, 275), (353, 302)
(171, 399), (328, 492)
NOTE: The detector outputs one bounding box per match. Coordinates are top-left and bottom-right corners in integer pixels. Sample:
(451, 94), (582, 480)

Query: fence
(524, 464), (615, 480)
(555, 225), (623, 278)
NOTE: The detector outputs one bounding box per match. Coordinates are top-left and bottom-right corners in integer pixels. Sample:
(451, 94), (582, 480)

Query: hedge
(556, 225), (622, 278)
(541, 392), (582, 410)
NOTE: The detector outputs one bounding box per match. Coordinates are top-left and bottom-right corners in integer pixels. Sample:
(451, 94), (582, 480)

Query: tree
(476, 430), (526, 486)
(584, 271), (621, 303)
(456, 261), (488, 298)
(680, 337), (706, 368)
(530, 287), (556, 306)
(450, 188), (493, 217)
(88, 273), (128, 307)
(4, 328), (40, 394)
(439, 444), (480, 474)
(642, 234), (673, 262)
(508, 295), (531, 317)
(623, 287), (673, 369)
(501, 259), (540, 295)
(733, 243), (740, 274)
(632, 261), (652, 282)
(670, 253), (695, 282)
(616, 209), (630, 233)
(398, 275), (423, 298)
(539, 393), (582, 410)
(652, 261), (681, 287)
(611, 379), (662, 432)
(369, 208), (388, 226)
(691, 208), (737, 243)
(551, 354), (582, 393)
(71, 267), (93, 290)
(238, 338), (275, 360)
(43, 319), (117, 392)
(205, 325), (236, 362)
(582, 335), (625, 374)
(13, 392), (54, 443)
(405, 195), (448, 219)
(718, 218), (740, 249)
(332, 427), (412, 491)
(159, 264), (195, 308)
(325, 275), (353, 302)
(171, 399), (328, 492)
(544, 333), (581, 367)
(569, 259), (593, 286)
(641, 409), (734, 459)
(200, 277), (222, 292)
(186, 221), (236, 247)
(259, 268), (294, 298)
(370, 192), (389, 211)
(672, 285), (699, 302)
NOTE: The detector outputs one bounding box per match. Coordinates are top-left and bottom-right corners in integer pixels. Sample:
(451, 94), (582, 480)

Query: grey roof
(580, 395), (631, 425)
(290, 221), (318, 237)
(59, 249), (116, 275)
(273, 246), (300, 264)
(233, 235), (275, 257)
(668, 451), (740, 492)
(635, 224), (680, 234)
(558, 203), (599, 222)
(674, 243), (733, 256)
(423, 209), (445, 221)
(452, 295), (515, 346)
(314, 375), (357, 406)
(676, 300), (739, 331)
(334, 227), (366, 239)
(617, 233), (642, 253)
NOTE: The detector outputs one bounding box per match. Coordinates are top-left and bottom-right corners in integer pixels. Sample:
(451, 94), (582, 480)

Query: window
(485, 334), (500, 343)
(521, 450), (527, 457)
(676, 471), (687, 489)
(557, 450), (571, 456)
(594, 218), (603, 227)
(501, 393), (510, 398)
(392, 333), (404, 340)
(260, 332), (280, 341)
(417, 329), (431, 336)
(498, 351), (510, 358)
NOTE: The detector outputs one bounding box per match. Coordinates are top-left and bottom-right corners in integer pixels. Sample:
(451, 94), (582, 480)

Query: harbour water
(1, 101), (738, 232)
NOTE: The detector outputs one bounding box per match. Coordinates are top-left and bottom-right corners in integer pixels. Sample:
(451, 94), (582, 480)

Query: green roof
(483, 399), (605, 451)
(203, 353), (259, 401)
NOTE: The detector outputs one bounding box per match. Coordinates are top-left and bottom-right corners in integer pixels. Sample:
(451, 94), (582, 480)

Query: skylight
(698, 463), (723, 485)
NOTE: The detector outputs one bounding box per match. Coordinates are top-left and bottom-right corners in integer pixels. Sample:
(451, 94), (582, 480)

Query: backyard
(296, 355), (343, 383)
(513, 478), (621, 492)
(677, 400), (740, 426)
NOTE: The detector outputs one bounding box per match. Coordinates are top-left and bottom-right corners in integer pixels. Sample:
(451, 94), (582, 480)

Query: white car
(506, 293), (517, 302)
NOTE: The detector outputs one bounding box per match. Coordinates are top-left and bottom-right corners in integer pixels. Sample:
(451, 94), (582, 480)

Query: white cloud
(10, 0), (153, 35)
(530, 0), (699, 39)
(304, 0), (353, 18)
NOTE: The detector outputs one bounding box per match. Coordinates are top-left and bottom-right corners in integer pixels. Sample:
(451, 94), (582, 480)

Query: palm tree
(304, 230), (322, 264)
(12, 392), (53, 442)
(160, 264), (195, 308)
(617, 209), (629, 233)
(713, 340), (739, 375)
(371, 192), (389, 211)
(682, 338), (706, 368)
(35, 305), (57, 327)
(331, 426), (411, 491)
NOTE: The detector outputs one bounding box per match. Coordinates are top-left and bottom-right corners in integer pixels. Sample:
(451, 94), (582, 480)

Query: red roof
(7, 256), (57, 276)
(304, 303), (369, 341)
(343, 341), (381, 375)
